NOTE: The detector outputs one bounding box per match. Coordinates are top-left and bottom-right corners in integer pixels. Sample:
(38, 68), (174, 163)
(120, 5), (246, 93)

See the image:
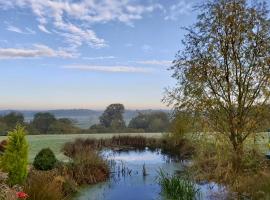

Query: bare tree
(164, 0), (270, 170)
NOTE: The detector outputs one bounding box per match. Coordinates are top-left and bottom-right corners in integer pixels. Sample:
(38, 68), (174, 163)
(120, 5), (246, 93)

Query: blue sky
(0, 0), (198, 110)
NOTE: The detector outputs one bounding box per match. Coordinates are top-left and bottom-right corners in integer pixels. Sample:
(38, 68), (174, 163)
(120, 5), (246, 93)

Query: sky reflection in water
(76, 149), (227, 200)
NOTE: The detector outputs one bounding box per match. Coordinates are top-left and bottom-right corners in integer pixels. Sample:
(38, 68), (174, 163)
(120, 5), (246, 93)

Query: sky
(0, 0), (198, 110)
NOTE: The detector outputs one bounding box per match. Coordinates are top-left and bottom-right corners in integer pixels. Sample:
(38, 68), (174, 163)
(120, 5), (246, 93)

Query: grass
(0, 133), (162, 162)
(158, 170), (200, 200)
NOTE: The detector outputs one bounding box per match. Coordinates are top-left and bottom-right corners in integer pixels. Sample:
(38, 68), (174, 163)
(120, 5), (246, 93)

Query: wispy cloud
(6, 25), (36, 35)
(0, 44), (73, 59)
(54, 22), (107, 49)
(38, 25), (51, 34)
(165, 1), (192, 20)
(125, 43), (133, 47)
(0, 0), (162, 49)
(62, 65), (152, 73)
(142, 44), (152, 52)
(136, 60), (171, 65)
(82, 56), (116, 60)
(25, 27), (36, 34)
(6, 25), (23, 33)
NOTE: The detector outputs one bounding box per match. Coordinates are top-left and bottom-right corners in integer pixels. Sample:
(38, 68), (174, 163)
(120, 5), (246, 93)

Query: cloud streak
(136, 60), (171, 65)
(82, 56), (116, 60)
(0, 44), (73, 59)
(63, 65), (152, 73)
(6, 25), (36, 35)
(38, 25), (51, 34)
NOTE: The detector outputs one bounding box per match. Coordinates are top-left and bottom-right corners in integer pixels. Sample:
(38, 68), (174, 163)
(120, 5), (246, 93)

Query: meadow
(0, 133), (162, 162)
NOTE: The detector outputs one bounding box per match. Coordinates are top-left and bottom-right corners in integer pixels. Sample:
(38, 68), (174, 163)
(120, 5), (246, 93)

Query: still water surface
(76, 149), (227, 200)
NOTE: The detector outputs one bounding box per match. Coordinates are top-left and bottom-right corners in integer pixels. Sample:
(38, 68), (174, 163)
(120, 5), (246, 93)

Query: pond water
(76, 148), (227, 200)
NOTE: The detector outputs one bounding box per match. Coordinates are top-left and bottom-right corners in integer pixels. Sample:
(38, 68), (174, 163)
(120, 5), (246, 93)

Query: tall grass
(158, 170), (199, 200)
(64, 147), (110, 185)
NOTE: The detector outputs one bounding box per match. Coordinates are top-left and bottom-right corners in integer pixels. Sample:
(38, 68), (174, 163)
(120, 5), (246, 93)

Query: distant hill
(0, 109), (170, 129)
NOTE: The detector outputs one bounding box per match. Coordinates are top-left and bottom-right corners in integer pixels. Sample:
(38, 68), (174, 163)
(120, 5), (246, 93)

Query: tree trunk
(232, 143), (243, 173)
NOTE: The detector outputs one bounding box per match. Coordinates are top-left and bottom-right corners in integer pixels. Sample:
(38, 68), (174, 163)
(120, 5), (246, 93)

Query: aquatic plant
(142, 163), (147, 177)
(158, 170), (199, 200)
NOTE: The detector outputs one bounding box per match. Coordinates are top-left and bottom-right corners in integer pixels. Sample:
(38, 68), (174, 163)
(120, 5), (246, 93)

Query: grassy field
(0, 133), (162, 162)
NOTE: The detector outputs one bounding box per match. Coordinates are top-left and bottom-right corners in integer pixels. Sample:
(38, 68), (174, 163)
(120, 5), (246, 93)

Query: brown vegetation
(23, 169), (77, 200)
(65, 148), (109, 185)
(62, 135), (195, 161)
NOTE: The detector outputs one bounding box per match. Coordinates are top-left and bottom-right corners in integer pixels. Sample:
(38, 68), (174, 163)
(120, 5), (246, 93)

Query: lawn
(0, 133), (162, 162)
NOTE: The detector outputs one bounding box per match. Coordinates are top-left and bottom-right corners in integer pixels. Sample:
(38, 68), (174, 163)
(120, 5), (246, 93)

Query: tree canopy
(0, 112), (24, 135)
(99, 104), (126, 129)
(32, 112), (56, 134)
(164, 0), (270, 169)
(128, 112), (170, 132)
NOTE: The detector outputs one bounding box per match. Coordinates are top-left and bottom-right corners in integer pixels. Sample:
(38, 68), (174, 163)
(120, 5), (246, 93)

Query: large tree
(32, 112), (56, 134)
(99, 104), (126, 129)
(164, 0), (270, 170)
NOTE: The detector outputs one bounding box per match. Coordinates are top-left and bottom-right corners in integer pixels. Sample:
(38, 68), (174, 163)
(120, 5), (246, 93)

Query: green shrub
(33, 148), (57, 171)
(0, 125), (28, 186)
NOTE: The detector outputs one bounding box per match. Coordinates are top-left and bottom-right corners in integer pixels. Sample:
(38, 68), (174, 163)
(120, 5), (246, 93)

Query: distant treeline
(0, 108), (169, 129)
(89, 104), (170, 133)
(0, 104), (170, 135)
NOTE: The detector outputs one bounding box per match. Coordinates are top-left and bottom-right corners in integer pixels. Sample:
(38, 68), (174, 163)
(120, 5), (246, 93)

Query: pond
(75, 148), (227, 200)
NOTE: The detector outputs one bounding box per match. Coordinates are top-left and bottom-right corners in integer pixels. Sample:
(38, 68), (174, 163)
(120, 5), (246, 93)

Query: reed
(158, 170), (199, 200)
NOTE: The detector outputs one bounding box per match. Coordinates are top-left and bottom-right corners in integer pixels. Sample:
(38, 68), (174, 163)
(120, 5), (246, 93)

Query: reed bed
(65, 148), (109, 185)
(62, 135), (194, 160)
